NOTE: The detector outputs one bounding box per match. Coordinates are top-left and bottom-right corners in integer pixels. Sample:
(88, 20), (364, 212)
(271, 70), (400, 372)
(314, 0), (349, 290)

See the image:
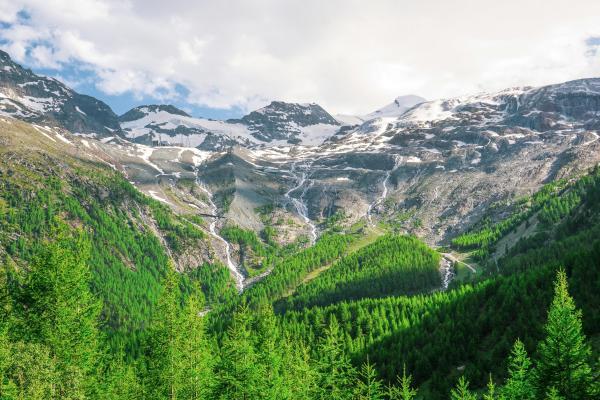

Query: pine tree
(388, 364), (418, 400)
(214, 304), (264, 400)
(315, 316), (357, 400)
(20, 231), (101, 399)
(279, 337), (318, 400)
(546, 387), (565, 400)
(502, 339), (535, 400)
(483, 374), (497, 400)
(354, 360), (385, 400)
(178, 290), (214, 400)
(450, 376), (477, 400)
(536, 270), (594, 400)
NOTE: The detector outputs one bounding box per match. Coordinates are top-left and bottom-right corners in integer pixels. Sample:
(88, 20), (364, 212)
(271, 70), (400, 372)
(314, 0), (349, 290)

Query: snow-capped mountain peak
(364, 95), (426, 119)
(0, 50), (120, 136)
(228, 101), (341, 144)
(118, 100), (345, 150)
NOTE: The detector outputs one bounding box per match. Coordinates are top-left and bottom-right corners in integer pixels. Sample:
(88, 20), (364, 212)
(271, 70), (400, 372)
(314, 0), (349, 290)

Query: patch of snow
(136, 146), (164, 174)
(54, 132), (73, 145)
(75, 106), (87, 116)
(365, 95), (426, 119)
(148, 190), (173, 205)
(32, 125), (56, 142)
(335, 114), (364, 125)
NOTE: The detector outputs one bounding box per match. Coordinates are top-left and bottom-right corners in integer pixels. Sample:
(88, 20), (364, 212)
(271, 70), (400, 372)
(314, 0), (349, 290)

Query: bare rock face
(228, 101), (340, 143)
(0, 50), (121, 136)
(188, 78), (600, 245)
(3, 47), (600, 249)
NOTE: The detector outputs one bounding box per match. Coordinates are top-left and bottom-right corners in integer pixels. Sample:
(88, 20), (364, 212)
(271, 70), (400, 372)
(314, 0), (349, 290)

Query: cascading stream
(196, 179), (245, 292)
(285, 162), (318, 245)
(440, 257), (454, 290)
(367, 155), (402, 224)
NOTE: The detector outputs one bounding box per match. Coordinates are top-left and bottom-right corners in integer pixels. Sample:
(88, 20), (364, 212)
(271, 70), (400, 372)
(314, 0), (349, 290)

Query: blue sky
(32, 62), (246, 119)
(2, 0), (600, 117)
(1, 7), (247, 119)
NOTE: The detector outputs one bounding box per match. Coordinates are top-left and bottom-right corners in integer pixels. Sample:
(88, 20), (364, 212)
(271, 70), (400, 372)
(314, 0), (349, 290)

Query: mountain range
(1, 47), (599, 399)
(2, 48), (600, 274)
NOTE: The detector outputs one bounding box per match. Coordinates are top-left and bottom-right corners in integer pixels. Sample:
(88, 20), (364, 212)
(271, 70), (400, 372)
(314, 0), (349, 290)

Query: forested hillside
(278, 235), (441, 311)
(0, 122), (233, 354)
(0, 122), (599, 399)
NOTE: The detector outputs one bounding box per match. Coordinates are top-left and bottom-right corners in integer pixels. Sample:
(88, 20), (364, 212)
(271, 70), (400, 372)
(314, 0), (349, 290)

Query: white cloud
(1, 0), (600, 115)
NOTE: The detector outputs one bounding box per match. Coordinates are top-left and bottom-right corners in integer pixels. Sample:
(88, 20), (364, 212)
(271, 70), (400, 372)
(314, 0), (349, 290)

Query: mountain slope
(364, 94), (426, 119)
(0, 50), (121, 136)
(0, 116), (235, 350)
(228, 101), (341, 144)
(277, 166), (600, 398)
(119, 101), (343, 150)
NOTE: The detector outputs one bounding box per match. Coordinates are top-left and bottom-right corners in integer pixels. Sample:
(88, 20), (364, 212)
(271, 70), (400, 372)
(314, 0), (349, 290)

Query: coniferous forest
(1, 137), (600, 399)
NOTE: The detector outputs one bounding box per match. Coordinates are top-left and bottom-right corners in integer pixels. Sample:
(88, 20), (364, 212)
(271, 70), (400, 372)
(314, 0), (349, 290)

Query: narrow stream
(440, 257), (454, 290)
(196, 181), (245, 292)
(285, 162), (318, 245)
(367, 155), (402, 223)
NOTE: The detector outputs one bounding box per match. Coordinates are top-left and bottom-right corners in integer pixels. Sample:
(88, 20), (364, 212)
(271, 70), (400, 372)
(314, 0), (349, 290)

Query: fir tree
(536, 270), (594, 400)
(7, 341), (57, 400)
(388, 364), (418, 400)
(546, 387), (565, 400)
(0, 325), (14, 397)
(315, 316), (357, 400)
(99, 350), (142, 400)
(450, 376), (477, 400)
(280, 336), (318, 400)
(144, 262), (183, 399)
(483, 374), (497, 400)
(20, 230), (101, 399)
(502, 339), (535, 400)
(214, 304), (264, 400)
(354, 360), (385, 400)
(177, 290), (214, 400)
(253, 305), (284, 399)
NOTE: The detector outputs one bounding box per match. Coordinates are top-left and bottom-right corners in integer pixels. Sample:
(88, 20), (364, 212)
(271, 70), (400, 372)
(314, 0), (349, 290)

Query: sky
(1, 0), (600, 119)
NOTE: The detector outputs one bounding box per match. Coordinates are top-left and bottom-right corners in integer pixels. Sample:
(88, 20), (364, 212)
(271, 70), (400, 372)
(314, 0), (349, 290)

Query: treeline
(450, 175), (588, 260)
(278, 235), (441, 311)
(0, 232), (596, 399)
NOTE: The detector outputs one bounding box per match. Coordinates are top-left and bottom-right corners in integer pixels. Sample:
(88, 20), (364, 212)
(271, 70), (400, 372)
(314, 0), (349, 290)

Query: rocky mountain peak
(228, 101), (340, 143)
(0, 49), (120, 136)
(119, 104), (191, 122)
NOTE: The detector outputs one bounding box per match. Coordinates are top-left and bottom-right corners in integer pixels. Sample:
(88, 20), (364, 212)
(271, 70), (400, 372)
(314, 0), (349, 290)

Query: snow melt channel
(285, 162), (318, 245)
(196, 181), (245, 292)
(367, 155), (402, 224)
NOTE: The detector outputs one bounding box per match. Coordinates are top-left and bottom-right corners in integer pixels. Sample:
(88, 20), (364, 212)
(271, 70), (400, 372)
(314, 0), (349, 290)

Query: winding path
(441, 253), (476, 273)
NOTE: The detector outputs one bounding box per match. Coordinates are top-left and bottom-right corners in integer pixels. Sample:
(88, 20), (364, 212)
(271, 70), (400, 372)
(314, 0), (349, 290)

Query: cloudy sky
(1, 0), (600, 118)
